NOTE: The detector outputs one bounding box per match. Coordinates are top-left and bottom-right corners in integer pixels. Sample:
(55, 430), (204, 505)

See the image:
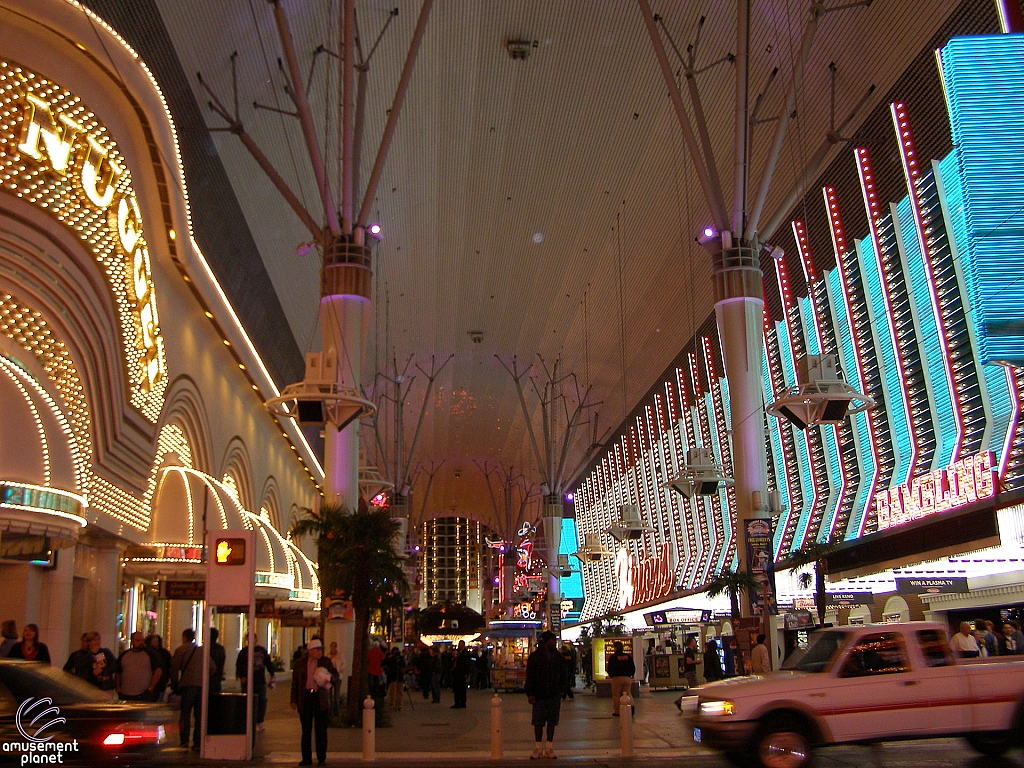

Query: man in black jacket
(524, 631), (566, 759)
(451, 640), (471, 709)
(606, 641), (635, 717)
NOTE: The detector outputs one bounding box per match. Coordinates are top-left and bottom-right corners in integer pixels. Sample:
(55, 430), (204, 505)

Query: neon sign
(616, 542), (674, 610)
(1, 62), (167, 419)
(874, 451), (996, 532)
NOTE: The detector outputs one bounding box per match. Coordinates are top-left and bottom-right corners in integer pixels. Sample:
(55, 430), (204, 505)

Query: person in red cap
(290, 637), (339, 766)
(525, 631), (566, 759)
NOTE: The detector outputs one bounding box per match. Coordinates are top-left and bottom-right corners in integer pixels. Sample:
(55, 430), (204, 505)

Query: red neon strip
(892, 102), (965, 461)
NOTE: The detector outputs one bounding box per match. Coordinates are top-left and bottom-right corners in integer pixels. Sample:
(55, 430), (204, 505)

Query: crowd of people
(950, 619), (1024, 657)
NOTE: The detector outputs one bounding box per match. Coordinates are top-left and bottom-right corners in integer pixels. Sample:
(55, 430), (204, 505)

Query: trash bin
(207, 692), (248, 735)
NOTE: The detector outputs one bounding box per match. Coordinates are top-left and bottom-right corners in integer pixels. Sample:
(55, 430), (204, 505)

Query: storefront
(0, 0), (320, 667)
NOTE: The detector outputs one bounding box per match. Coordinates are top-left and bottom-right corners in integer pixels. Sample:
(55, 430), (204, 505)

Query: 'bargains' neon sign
(874, 451), (996, 532)
(1, 62), (167, 420)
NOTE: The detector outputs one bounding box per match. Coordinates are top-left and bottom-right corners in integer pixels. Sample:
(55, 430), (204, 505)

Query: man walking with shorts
(525, 631), (566, 759)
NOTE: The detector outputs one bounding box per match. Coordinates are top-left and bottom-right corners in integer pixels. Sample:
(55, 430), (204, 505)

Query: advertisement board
(745, 519), (777, 616)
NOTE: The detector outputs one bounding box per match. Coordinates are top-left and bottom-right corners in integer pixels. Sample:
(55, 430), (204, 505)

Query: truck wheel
(753, 718), (813, 768)
(966, 732), (1011, 756)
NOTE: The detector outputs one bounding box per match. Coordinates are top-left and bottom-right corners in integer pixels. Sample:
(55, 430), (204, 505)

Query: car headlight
(699, 700), (735, 717)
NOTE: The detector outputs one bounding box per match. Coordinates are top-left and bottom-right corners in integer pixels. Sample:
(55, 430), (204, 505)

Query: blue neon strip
(896, 195), (956, 469)
(800, 297), (822, 356)
(858, 236), (911, 486)
(827, 268), (874, 538)
(761, 344), (791, 558)
(939, 151), (1016, 456)
(558, 518), (585, 600)
(775, 318), (815, 551)
(941, 35), (1024, 365)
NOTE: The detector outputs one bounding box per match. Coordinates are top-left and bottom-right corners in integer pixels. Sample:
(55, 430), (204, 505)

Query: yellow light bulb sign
(214, 538), (246, 566)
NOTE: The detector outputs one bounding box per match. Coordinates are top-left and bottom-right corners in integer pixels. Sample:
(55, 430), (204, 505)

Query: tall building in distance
(419, 517), (493, 613)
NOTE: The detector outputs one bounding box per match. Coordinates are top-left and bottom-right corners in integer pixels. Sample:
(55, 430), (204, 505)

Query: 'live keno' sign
(874, 451), (996, 532)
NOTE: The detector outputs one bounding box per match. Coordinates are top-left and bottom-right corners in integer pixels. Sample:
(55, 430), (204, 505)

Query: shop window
(839, 632), (909, 678)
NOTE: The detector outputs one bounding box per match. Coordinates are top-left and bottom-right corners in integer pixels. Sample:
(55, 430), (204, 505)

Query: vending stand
(483, 620), (539, 692)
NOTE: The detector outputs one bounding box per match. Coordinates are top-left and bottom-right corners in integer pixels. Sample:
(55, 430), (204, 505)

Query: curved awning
(284, 538), (320, 608)
(0, 355), (86, 545)
(126, 465), (296, 598)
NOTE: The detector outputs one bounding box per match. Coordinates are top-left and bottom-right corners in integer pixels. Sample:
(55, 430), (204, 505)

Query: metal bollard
(490, 692), (503, 760)
(619, 691), (634, 758)
(362, 696), (375, 762)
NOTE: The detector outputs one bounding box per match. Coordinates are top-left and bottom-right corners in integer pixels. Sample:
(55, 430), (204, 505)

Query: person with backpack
(170, 628), (203, 751)
(237, 636), (276, 731)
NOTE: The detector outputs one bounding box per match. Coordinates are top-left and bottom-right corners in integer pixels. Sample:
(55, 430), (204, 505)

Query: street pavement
(251, 681), (1018, 766)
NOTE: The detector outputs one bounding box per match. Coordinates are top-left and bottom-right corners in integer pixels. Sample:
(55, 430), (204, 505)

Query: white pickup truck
(690, 622), (1024, 768)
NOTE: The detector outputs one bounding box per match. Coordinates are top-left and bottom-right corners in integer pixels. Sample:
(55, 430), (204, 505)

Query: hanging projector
(665, 447), (734, 498)
(767, 354), (874, 430)
(605, 504), (654, 542)
(266, 352), (375, 430)
(572, 532), (612, 563)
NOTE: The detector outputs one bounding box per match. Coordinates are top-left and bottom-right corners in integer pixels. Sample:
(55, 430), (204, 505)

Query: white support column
(542, 496), (562, 632)
(41, 546), (75, 666)
(320, 241), (371, 511)
(713, 244), (768, 617)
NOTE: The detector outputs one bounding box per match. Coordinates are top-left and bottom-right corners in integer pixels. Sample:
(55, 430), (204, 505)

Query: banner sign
(827, 592), (875, 607)
(896, 577), (969, 594)
(161, 581), (205, 600)
(745, 519), (777, 616)
(644, 608), (712, 626)
(793, 597), (816, 611)
(874, 451), (996, 532)
(616, 541), (674, 610)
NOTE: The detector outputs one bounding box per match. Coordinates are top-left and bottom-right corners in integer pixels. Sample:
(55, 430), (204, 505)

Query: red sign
(874, 451), (996, 531)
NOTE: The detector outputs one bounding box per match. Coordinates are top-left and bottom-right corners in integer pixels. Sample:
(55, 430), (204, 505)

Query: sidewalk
(257, 683), (706, 763)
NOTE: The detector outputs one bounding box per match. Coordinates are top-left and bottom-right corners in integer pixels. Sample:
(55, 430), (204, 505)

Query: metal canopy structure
(137, 0), (965, 527)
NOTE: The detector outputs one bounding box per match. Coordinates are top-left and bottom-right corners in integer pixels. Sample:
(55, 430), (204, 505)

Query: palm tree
(705, 567), (762, 620)
(291, 502), (408, 725)
(785, 539), (837, 627)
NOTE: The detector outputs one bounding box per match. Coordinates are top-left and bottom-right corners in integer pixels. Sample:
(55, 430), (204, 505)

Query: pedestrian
(367, 640), (386, 701)
(950, 621), (981, 658)
(999, 623), (1019, 656)
(581, 646), (593, 688)
(116, 631), (162, 701)
(525, 631), (566, 759)
(560, 643), (577, 700)
(606, 641), (635, 716)
(982, 620), (999, 656)
(416, 647), (434, 699)
(479, 647), (491, 689)
(290, 638), (338, 767)
(146, 634), (172, 699)
(237, 636), (276, 731)
(451, 640), (470, 709)
(0, 620), (17, 657)
(170, 628), (203, 751)
(1011, 620), (1024, 653)
(683, 636), (699, 685)
(64, 631), (117, 690)
(7, 623), (50, 663)
(703, 638), (723, 682)
(430, 647), (442, 703)
(208, 627), (226, 694)
(751, 634), (772, 674)
(384, 647), (405, 710)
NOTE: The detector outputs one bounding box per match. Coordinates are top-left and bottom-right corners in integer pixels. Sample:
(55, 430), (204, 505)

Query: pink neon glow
(1002, 367), (1021, 480)
(792, 220), (846, 543)
(824, 185), (880, 538)
(856, 147), (919, 479)
(703, 226), (715, 238)
(890, 102), (964, 461)
(369, 223), (382, 235)
(702, 335), (734, 576)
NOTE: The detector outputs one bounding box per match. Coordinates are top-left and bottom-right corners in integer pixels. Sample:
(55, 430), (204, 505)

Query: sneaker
(530, 746), (543, 759)
(543, 747), (557, 759)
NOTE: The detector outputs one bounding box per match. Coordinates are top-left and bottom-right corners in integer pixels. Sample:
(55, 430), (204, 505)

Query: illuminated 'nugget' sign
(0, 61), (167, 420)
